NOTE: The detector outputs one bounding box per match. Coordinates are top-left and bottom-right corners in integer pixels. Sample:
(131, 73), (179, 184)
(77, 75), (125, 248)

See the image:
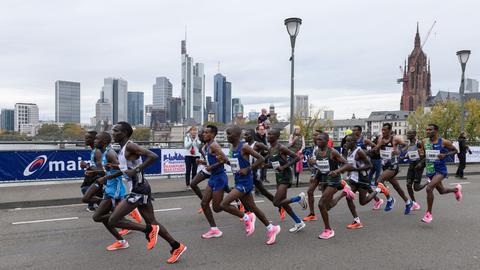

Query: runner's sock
(267, 223), (274, 230)
(353, 217), (361, 223)
(291, 213), (301, 224)
(406, 199), (412, 205)
(291, 196), (301, 203)
(243, 214), (250, 222)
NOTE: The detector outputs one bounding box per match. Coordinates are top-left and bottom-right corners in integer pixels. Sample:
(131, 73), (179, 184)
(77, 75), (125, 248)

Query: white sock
(388, 197), (393, 202)
(354, 217), (361, 223)
(375, 187), (381, 193)
(243, 214), (250, 221)
(211, 227), (218, 230)
(267, 223), (273, 230)
(406, 199), (412, 205)
(119, 240), (126, 244)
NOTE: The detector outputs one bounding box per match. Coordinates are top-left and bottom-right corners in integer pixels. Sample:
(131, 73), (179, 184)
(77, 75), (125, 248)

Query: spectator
(340, 129), (353, 157)
(289, 126), (305, 186)
(184, 126), (201, 190)
(257, 108), (269, 125)
(255, 124), (269, 182)
(455, 132), (472, 179)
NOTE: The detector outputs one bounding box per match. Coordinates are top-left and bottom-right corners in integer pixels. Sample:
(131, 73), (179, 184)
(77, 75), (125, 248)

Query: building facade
(14, 103), (39, 135)
(232, 98), (244, 119)
(95, 90), (113, 128)
(127, 91), (144, 126)
(324, 110), (334, 120)
(465, 78), (479, 93)
(102, 78), (128, 123)
(366, 110), (410, 137)
(295, 95), (309, 119)
(167, 97), (182, 124)
(0, 109), (14, 132)
(214, 73), (232, 124)
(181, 40), (205, 124)
(55, 80), (80, 123)
(400, 24), (432, 111)
(153, 77), (172, 109)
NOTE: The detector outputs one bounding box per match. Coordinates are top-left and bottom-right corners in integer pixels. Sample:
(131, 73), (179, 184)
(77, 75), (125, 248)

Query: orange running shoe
(106, 240), (129, 251)
(377, 183), (390, 197)
(129, 208), (142, 223)
(146, 224), (159, 250)
(118, 229), (131, 236)
(279, 208), (285, 221)
(239, 202), (245, 213)
(340, 179), (347, 188)
(303, 214), (317, 222)
(346, 222), (364, 229)
(197, 207), (204, 214)
(167, 243), (187, 264)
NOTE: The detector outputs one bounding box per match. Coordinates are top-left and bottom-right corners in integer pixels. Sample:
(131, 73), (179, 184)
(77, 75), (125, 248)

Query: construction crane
(397, 21), (436, 84)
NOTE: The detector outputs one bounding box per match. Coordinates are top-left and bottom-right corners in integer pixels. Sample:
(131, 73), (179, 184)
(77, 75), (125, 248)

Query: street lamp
(284, 17), (302, 135)
(456, 50), (471, 133)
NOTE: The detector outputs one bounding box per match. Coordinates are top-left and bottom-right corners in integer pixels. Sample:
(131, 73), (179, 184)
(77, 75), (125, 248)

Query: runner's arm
(279, 145), (300, 170)
(355, 150), (372, 172)
(439, 139), (458, 160)
(207, 142), (227, 171)
(331, 149), (353, 174)
(125, 143), (158, 174)
(243, 144), (264, 170)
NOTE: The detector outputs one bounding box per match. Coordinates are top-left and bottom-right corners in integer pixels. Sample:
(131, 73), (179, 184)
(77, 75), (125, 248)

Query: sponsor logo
(23, 155), (48, 176)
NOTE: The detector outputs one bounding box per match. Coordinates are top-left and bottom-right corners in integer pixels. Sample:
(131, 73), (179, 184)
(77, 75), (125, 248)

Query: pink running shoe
(454, 184), (462, 202)
(318, 229), (335, 239)
(265, 225), (281, 245)
(343, 185), (356, 200)
(372, 198), (384, 210)
(412, 202), (421, 211)
(421, 211), (433, 223)
(244, 212), (256, 236)
(201, 228), (223, 239)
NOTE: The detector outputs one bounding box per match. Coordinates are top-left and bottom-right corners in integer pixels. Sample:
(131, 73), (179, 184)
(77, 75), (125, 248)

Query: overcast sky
(1, 0), (479, 123)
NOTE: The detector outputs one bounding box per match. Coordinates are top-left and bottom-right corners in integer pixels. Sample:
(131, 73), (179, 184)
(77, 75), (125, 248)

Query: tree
(37, 123), (62, 138)
(407, 106), (431, 138)
(293, 108), (330, 143)
(429, 100), (460, 140)
(203, 121), (225, 127)
(465, 99), (480, 141)
(62, 123), (84, 140)
(132, 128), (151, 141)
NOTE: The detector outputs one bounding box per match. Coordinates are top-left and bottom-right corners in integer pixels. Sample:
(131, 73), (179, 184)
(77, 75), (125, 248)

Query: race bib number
(347, 156), (355, 166)
(380, 148), (392, 161)
(229, 158), (240, 173)
(316, 159), (330, 174)
(271, 161), (281, 169)
(426, 150), (440, 162)
(408, 150), (420, 161)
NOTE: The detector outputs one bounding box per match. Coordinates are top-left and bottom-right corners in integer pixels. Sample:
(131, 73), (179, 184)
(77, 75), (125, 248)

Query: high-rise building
(181, 40), (205, 124)
(144, 104), (153, 127)
(153, 77), (172, 109)
(295, 95), (309, 119)
(465, 78), (479, 93)
(102, 78), (128, 123)
(95, 90), (113, 127)
(127, 91), (144, 126)
(324, 110), (334, 120)
(248, 111), (260, 121)
(0, 109), (14, 132)
(400, 24), (432, 111)
(14, 103), (39, 135)
(55, 80), (80, 123)
(214, 73), (232, 124)
(205, 96), (213, 122)
(232, 98), (244, 119)
(167, 97), (182, 124)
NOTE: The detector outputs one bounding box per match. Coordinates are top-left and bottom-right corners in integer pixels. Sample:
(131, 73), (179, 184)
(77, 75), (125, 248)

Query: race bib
(380, 148), (392, 161)
(271, 161), (281, 169)
(229, 158), (240, 173)
(347, 156), (355, 166)
(316, 159), (330, 174)
(426, 150), (440, 162)
(408, 150), (420, 161)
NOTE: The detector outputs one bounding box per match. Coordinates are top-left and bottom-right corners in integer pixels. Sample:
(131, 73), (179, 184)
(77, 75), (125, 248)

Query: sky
(1, 0), (479, 123)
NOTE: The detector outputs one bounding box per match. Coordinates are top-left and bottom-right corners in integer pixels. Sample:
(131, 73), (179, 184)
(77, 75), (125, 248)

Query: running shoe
(298, 192), (307, 210)
(238, 202), (245, 213)
(86, 207), (95, 213)
(377, 183), (390, 197)
(384, 197), (395, 212)
(265, 225), (281, 245)
(130, 208), (142, 223)
(454, 184), (462, 202)
(244, 212), (256, 236)
(343, 184), (356, 200)
(372, 198), (384, 210)
(146, 224), (159, 250)
(318, 229), (335, 239)
(412, 202), (421, 210)
(404, 200), (414, 215)
(303, 214), (317, 221)
(106, 240), (129, 251)
(197, 207), (204, 214)
(340, 179), (347, 188)
(279, 208), (285, 221)
(288, 221), (306, 233)
(346, 221), (364, 229)
(421, 211), (433, 223)
(201, 228), (223, 239)
(167, 243), (187, 264)
(118, 229), (131, 236)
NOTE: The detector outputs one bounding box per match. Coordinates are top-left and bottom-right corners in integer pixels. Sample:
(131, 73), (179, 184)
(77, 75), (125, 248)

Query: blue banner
(0, 149), (162, 182)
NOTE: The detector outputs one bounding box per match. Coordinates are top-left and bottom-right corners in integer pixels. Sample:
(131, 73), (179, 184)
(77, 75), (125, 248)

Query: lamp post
(284, 17), (302, 135)
(456, 50), (471, 133)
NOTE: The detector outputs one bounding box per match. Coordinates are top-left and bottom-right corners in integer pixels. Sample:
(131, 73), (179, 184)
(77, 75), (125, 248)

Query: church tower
(400, 23), (432, 111)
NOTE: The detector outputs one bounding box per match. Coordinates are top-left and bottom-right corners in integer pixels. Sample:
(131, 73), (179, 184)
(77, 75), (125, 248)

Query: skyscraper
(55, 80), (80, 123)
(181, 40), (205, 124)
(465, 78), (479, 93)
(0, 109), (14, 132)
(127, 91), (144, 126)
(102, 78), (128, 123)
(232, 98), (244, 119)
(214, 73), (232, 124)
(153, 77), (172, 109)
(14, 103), (39, 135)
(167, 97), (182, 124)
(144, 104), (153, 127)
(95, 91), (113, 127)
(295, 95), (309, 119)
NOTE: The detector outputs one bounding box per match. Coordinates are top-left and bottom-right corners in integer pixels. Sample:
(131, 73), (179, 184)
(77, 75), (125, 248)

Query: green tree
(293, 109), (330, 143)
(132, 128), (151, 141)
(37, 123), (62, 138)
(465, 99), (480, 141)
(429, 100), (460, 140)
(407, 106), (431, 138)
(203, 121), (225, 127)
(62, 123), (84, 140)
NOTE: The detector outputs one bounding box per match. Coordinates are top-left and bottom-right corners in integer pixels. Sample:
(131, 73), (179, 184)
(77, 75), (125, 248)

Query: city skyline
(1, 1), (479, 123)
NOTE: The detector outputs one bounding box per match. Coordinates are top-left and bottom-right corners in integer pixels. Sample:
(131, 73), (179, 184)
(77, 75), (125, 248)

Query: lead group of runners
(81, 121), (462, 265)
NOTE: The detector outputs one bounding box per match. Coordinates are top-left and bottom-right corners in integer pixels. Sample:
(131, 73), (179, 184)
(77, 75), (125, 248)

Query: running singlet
(347, 147), (367, 182)
(405, 140), (421, 162)
(380, 136), (399, 166)
(424, 138), (448, 177)
(268, 144), (293, 186)
(229, 142), (253, 184)
(314, 147), (340, 182)
(206, 143), (225, 176)
(356, 136), (367, 150)
(102, 146), (126, 199)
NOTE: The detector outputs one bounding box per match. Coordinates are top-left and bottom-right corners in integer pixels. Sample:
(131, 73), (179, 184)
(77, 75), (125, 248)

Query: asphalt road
(0, 177), (479, 270)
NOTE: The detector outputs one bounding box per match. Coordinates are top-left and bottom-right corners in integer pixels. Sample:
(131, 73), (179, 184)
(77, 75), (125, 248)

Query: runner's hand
(328, 170), (339, 177)
(206, 166), (213, 172)
(238, 168), (250, 176)
(84, 169), (95, 177)
(96, 176), (107, 185)
(276, 165), (286, 172)
(104, 163), (113, 170)
(438, 153), (446, 160)
(125, 169), (136, 177)
(80, 161), (88, 169)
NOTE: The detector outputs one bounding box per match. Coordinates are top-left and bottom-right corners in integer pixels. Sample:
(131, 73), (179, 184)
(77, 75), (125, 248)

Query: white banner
(454, 145), (480, 163)
(161, 148), (232, 175)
